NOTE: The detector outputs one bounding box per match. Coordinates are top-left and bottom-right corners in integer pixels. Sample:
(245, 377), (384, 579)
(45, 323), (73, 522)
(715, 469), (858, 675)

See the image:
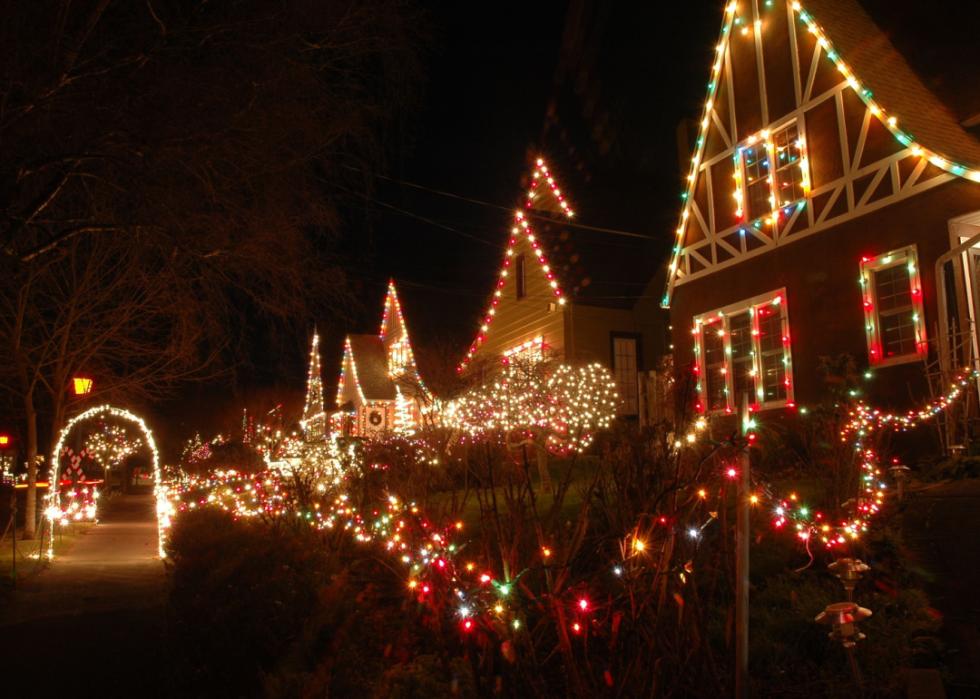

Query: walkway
(0, 492), (167, 698)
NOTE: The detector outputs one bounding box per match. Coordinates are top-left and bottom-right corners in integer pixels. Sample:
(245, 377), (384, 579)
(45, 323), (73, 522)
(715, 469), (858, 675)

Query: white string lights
(46, 404), (164, 558)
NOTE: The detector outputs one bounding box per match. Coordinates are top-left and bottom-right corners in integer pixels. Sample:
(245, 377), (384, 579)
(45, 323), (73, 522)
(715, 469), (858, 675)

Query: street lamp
(72, 377), (94, 396)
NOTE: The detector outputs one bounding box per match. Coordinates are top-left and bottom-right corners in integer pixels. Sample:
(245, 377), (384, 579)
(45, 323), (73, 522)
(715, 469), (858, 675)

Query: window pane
(773, 123), (805, 207)
(743, 145), (771, 220)
(874, 265), (912, 313)
(613, 337), (638, 415)
(756, 306), (783, 353)
(756, 304), (787, 402)
(761, 351), (787, 402)
(729, 313), (754, 406)
(702, 324), (727, 411)
(880, 311), (917, 357)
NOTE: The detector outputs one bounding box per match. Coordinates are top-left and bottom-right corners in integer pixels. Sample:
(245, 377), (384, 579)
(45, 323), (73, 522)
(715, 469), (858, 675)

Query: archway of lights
(46, 404), (165, 558)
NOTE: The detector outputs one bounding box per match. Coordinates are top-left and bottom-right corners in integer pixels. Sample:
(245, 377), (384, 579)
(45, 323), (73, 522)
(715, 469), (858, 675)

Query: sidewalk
(0, 493), (168, 698)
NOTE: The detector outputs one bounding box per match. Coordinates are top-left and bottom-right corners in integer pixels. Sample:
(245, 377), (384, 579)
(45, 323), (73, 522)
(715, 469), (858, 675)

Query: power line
(341, 164), (656, 241)
(335, 184), (503, 249)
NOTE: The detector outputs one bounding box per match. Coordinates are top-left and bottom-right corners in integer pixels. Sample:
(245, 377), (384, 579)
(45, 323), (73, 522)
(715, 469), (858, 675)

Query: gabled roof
(345, 335), (396, 401)
(336, 280), (427, 406)
(809, 0), (980, 166)
(458, 158), (572, 372)
(662, 0), (980, 308)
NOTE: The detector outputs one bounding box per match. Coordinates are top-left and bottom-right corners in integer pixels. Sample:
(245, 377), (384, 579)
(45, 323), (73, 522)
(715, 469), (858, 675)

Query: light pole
(735, 395), (752, 699)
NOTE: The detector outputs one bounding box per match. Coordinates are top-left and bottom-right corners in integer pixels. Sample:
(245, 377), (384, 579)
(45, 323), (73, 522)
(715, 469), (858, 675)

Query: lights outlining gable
(662, 1), (980, 308)
(458, 158), (573, 373)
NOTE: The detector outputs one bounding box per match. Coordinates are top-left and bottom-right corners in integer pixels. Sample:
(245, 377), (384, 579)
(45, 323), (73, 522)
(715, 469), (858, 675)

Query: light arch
(46, 404), (166, 558)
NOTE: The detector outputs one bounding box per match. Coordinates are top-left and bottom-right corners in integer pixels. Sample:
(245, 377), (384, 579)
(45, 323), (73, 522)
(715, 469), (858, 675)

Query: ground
(904, 479), (980, 697)
(0, 491), (166, 698)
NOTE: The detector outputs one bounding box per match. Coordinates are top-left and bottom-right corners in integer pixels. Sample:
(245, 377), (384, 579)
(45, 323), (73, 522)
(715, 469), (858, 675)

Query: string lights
(663, 0), (980, 308)
(301, 330), (327, 441)
(47, 404), (163, 558)
(458, 158), (573, 373)
(448, 360), (618, 454)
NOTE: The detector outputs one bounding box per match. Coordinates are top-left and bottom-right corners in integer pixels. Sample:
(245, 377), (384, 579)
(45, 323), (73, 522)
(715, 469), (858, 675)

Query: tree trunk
(535, 443), (552, 492)
(23, 392), (38, 539)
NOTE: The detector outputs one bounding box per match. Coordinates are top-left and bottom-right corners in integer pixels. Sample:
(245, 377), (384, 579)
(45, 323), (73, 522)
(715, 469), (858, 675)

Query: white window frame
(734, 119), (810, 225)
(611, 335), (639, 416)
(860, 245), (927, 366)
(693, 288), (794, 414)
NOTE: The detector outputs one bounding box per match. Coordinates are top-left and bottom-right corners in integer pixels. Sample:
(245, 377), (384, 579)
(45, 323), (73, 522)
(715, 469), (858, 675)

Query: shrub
(165, 508), (327, 696)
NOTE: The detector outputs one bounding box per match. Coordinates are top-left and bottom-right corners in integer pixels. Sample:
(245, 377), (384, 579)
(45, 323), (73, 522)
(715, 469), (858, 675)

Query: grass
(0, 521), (94, 586)
(424, 456), (598, 533)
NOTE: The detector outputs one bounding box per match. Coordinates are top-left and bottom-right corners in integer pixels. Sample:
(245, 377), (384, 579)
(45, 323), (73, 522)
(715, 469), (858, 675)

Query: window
(612, 335), (639, 416)
(503, 336), (544, 365)
(389, 339), (410, 376)
(737, 121), (809, 221)
(694, 289), (793, 413)
(860, 246), (926, 365)
(516, 254), (526, 299)
(772, 122), (806, 207)
(742, 142), (772, 221)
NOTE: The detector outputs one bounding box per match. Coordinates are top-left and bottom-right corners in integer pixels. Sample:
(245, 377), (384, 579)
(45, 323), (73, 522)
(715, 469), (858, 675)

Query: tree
(0, 0), (424, 536)
(84, 423), (139, 485)
(448, 357), (618, 489)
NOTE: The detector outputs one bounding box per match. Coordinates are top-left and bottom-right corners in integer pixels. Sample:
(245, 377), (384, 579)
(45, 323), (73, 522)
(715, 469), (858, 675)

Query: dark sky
(336, 0), (720, 376)
(163, 0), (723, 439)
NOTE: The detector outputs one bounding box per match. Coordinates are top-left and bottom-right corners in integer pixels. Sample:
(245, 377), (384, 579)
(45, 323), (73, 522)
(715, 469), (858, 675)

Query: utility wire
(335, 183), (503, 249)
(341, 164), (656, 241)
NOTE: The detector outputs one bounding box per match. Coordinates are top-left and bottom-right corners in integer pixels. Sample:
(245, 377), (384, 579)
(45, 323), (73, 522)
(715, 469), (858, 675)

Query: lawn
(0, 521), (94, 586)
(423, 455), (599, 532)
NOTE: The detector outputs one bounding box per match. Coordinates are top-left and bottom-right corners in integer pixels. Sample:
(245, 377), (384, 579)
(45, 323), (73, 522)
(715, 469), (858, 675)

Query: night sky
(162, 1), (723, 439)
(334, 1), (720, 379)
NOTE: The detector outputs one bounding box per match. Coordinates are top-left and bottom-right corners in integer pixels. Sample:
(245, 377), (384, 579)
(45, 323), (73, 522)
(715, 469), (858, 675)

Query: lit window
(738, 121), (808, 220)
(503, 336), (544, 365)
(389, 340), (410, 376)
(772, 123), (806, 207)
(860, 246), (926, 365)
(516, 254), (527, 299)
(694, 289), (793, 413)
(612, 336), (639, 416)
(742, 144), (772, 221)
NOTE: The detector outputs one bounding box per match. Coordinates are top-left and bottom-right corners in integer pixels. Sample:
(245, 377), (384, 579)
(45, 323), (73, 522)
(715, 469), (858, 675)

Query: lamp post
(1, 434), (15, 584)
(735, 395), (753, 699)
(818, 558), (872, 687)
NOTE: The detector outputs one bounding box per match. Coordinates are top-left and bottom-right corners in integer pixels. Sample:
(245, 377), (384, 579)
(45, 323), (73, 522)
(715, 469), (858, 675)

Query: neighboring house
(330, 281), (429, 438)
(458, 158), (665, 419)
(662, 0), (980, 418)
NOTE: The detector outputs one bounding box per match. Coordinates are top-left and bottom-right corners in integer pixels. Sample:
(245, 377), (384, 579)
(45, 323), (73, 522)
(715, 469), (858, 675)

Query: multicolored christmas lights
(663, 0), (980, 308)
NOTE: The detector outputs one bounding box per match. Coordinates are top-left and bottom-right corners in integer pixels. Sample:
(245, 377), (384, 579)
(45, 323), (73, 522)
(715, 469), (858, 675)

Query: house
(662, 0), (980, 420)
(458, 158), (666, 419)
(328, 281), (429, 438)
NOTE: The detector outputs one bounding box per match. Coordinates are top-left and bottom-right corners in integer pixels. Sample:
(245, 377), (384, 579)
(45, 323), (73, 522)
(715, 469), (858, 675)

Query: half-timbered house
(663, 0), (980, 417)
